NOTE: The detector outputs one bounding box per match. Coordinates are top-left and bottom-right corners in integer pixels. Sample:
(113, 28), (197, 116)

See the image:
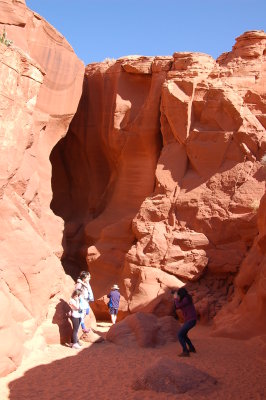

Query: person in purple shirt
(173, 287), (197, 357)
(107, 284), (121, 324)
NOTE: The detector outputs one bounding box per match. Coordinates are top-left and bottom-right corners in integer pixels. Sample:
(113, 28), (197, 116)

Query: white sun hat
(112, 284), (119, 290)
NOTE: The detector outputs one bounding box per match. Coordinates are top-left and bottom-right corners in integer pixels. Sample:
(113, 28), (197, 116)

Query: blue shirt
(107, 290), (120, 309)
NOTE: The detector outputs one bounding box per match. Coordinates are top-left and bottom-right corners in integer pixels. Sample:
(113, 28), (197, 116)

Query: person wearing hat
(107, 284), (120, 324)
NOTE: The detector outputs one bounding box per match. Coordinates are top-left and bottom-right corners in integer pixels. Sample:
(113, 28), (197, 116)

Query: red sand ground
(0, 323), (265, 400)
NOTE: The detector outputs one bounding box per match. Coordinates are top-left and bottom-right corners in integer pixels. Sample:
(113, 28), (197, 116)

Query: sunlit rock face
(213, 190), (266, 338)
(0, 1), (265, 377)
(0, 0), (84, 376)
(51, 32), (266, 329)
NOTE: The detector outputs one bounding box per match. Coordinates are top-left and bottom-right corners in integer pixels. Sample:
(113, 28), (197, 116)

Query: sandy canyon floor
(0, 323), (265, 400)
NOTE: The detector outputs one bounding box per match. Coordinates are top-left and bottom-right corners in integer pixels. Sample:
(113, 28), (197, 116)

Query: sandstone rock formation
(0, 0), (84, 376)
(51, 30), (266, 337)
(0, 0), (265, 377)
(80, 328), (104, 344)
(213, 189), (266, 338)
(133, 357), (217, 395)
(106, 312), (180, 347)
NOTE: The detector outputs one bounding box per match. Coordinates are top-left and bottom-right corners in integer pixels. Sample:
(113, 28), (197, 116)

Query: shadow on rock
(52, 298), (73, 344)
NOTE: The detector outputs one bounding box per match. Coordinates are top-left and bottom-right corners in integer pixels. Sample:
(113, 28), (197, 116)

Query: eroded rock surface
(106, 312), (179, 347)
(0, 1), (265, 377)
(0, 1), (84, 376)
(133, 357), (217, 395)
(213, 189), (266, 338)
(51, 31), (266, 336)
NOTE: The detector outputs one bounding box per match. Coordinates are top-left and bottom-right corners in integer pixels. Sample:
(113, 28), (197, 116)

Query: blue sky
(26, 0), (266, 65)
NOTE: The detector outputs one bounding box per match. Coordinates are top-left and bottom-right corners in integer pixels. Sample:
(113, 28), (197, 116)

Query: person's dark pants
(71, 316), (81, 344)
(178, 319), (196, 353)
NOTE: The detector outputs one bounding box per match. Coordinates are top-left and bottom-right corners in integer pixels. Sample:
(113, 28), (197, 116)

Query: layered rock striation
(0, 0), (84, 376)
(51, 32), (266, 332)
(0, 0), (265, 377)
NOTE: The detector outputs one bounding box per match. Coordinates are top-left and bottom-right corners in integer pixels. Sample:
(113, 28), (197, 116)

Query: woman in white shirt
(75, 271), (94, 333)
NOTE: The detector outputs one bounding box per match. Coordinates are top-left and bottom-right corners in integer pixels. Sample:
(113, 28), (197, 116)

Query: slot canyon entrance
(49, 48), (266, 331)
(49, 59), (163, 308)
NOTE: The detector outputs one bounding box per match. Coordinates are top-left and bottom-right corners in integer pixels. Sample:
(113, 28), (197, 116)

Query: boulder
(106, 312), (179, 347)
(133, 356), (217, 395)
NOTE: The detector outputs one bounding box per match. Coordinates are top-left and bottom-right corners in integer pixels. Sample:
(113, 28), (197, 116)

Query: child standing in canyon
(69, 289), (83, 349)
(107, 284), (120, 324)
(173, 287), (197, 357)
(75, 271), (94, 333)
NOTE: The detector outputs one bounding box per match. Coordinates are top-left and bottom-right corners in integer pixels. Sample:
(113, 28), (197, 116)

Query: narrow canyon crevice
(50, 59), (164, 286)
(49, 37), (266, 337)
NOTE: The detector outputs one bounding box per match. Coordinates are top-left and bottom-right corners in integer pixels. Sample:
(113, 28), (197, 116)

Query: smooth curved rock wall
(0, 0), (84, 376)
(0, 1), (265, 376)
(51, 31), (266, 333)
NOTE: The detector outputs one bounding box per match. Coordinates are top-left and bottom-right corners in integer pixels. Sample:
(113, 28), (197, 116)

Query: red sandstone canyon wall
(51, 31), (266, 332)
(0, 0), (265, 378)
(0, 0), (84, 376)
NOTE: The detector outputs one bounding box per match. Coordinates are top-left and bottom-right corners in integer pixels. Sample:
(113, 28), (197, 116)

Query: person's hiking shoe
(178, 351), (190, 357)
(189, 347), (196, 353)
(82, 328), (90, 333)
(72, 343), (82, 349)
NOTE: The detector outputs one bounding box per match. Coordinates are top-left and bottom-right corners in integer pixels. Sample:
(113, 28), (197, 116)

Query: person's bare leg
(111, 314), (115, 324)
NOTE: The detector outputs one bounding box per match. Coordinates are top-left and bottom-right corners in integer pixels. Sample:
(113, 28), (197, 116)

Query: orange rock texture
(106, 312), (180, 347)
(0, 0), (265, 377)
(51, 30), (266, 333)
(0, 0), (84, 376)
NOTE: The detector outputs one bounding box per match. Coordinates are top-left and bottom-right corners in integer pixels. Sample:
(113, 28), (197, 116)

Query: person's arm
(69, 298), (79, 311)
(174, 296), (190, 310)
(87, 284), (94, 302)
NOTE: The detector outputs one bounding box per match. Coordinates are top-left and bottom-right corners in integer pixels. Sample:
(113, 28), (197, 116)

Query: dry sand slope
(0, 323), (265, 400)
